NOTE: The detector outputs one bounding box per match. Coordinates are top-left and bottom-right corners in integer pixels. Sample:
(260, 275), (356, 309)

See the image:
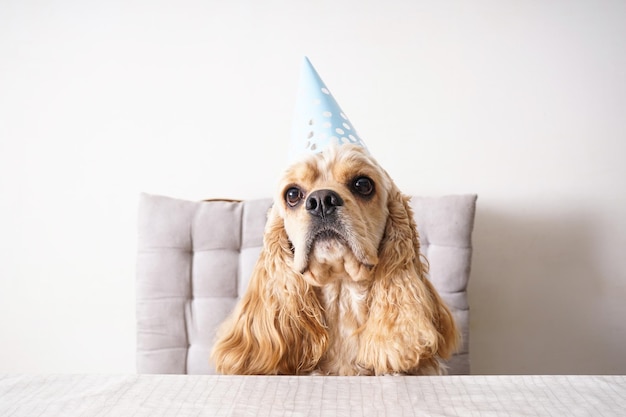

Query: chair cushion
(136, 193), (477, 375)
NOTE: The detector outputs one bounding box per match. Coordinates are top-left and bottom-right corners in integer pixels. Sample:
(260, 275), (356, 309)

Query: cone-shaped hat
(288, 57), (368, 161)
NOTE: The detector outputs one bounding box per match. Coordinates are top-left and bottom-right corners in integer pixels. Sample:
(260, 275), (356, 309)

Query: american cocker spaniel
(211, 144), (458, 375)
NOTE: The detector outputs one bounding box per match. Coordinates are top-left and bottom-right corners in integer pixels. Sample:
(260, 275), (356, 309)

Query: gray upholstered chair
(136, 193), (477, 375)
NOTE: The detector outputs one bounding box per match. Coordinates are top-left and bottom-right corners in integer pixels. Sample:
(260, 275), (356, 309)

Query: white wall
(1, 0), (625, 374)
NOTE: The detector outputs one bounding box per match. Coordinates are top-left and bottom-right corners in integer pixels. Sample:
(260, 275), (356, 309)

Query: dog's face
(274, 144), (392, 283)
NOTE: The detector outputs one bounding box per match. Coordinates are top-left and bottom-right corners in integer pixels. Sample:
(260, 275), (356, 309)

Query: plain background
(1, 0), (625, 374)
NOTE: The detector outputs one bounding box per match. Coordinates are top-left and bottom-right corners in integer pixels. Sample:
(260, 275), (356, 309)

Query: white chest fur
(303, 238), (376, 375)
(314, 277), (371, 375)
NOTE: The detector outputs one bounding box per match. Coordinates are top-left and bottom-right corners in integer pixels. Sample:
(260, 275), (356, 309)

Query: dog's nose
(306, 190), (344, 218)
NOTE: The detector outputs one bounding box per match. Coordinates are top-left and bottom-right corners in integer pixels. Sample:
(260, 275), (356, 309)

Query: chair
(136, 193), (477, 374)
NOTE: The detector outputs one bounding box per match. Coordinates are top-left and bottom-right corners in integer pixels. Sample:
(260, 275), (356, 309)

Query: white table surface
(1, 374), (625, 417)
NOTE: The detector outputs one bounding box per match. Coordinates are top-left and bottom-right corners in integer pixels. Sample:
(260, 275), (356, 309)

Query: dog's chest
(315, 279), (370, 375)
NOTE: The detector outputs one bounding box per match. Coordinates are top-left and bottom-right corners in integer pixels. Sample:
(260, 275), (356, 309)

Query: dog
(211, 144), (458, 375)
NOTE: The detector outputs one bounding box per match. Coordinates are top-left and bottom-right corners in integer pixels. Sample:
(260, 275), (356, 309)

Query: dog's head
(273, 144), (392, 283)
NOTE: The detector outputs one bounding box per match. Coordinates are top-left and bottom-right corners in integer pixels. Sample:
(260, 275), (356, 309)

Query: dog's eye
(285, 187), (304, 207)
(352, 176), (374, 196)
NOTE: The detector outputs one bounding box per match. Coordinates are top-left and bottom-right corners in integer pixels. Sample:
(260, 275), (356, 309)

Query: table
(1, 374), (625, 416)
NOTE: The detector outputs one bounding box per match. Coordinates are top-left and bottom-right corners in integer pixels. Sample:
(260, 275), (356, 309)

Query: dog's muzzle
(305, 189), (348, 247)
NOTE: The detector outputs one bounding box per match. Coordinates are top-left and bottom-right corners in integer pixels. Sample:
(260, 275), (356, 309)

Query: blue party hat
(288, 57), (368, 161)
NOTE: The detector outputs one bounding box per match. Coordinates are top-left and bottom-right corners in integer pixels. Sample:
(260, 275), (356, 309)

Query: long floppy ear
(357, 182), (459, 375)
(211, 205), (328, 375)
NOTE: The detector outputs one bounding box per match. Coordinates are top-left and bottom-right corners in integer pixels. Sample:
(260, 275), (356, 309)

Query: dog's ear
(211, 205), (328, 375)
(357, 182), (459, 374)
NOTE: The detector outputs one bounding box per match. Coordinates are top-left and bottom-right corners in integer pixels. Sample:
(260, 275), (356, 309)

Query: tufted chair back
(136, 193), (477, 374)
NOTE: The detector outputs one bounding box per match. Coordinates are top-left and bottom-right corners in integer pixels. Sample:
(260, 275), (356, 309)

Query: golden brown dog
(211, 144), (458, 375)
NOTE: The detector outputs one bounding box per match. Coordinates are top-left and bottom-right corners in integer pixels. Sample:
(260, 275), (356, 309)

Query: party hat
(288, 57), (368, 161)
